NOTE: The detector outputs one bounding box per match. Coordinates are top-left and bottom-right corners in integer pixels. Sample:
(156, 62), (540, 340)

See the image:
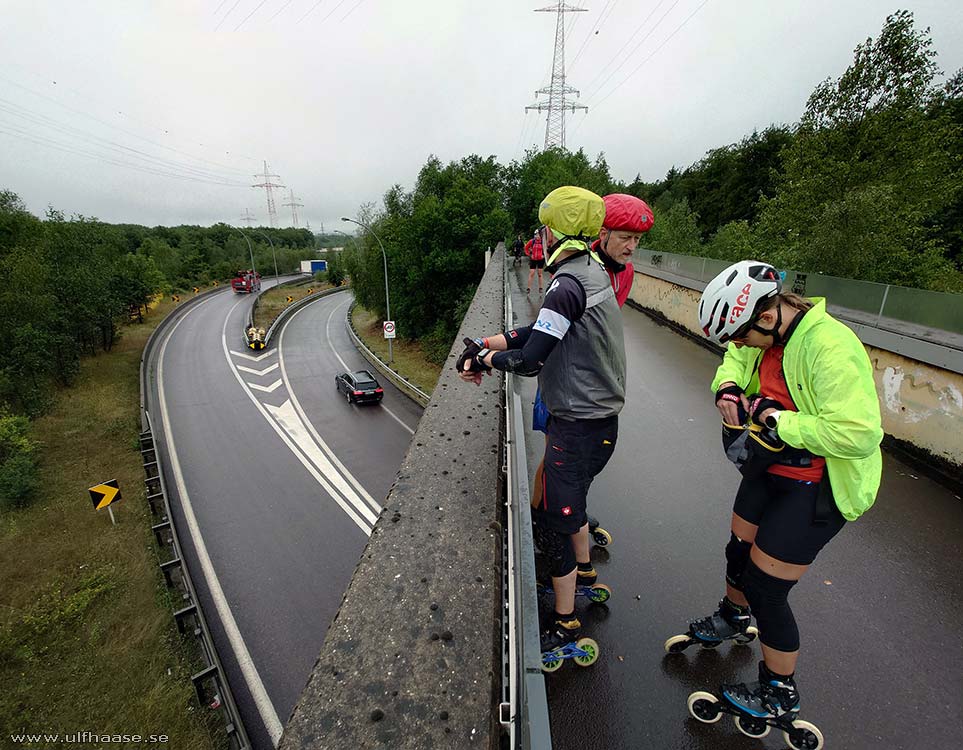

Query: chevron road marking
(230, 349), (275, 362)
(249, 379), (283, 394)
(237, 362), (279, 376)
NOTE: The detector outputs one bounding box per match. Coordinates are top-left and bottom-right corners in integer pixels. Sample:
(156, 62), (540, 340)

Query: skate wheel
(734, 713), (770, 738)
(587, 583), (611, 603)
(541, 652), (564, 673)
(687, 691), (722, 723)
(783, 719), (824, 750)
(663, 634), (691, 654)
(572, 637), (599, 667)
(735, 625), (759, 645)
(591, 527), (613, 546)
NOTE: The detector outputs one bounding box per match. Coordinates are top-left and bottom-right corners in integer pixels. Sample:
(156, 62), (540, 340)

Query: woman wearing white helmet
(669, 260), (883, 745)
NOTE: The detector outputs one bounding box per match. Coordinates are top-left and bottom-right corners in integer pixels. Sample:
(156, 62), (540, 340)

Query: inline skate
(687, 661), (823, 749)
(539, 612), (600, 673)
(588, 515), (612, 546)
(664, 597), (759, 653)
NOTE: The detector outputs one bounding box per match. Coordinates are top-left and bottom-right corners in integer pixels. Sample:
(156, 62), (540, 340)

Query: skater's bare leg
(552, 568), (577, 615)
(572, 523), (590, 565)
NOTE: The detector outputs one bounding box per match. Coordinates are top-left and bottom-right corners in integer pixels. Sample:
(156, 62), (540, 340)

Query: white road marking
(157, 297), (284, 745)
(249, 379), (283, 393)
(230, 349), (276, 362)
(279, 293), (381, 515)
(220, 301), (377, 534)
(237, 362), (279, 376)
(325, 298), (416, 436)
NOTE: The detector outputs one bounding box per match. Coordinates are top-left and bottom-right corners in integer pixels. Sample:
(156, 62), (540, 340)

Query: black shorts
(529, 258), (545, 269)
(538, 414), (618, 534)
(733, 473), (846, 565)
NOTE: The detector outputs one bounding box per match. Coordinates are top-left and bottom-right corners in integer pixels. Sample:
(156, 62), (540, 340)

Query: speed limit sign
(383, 320), (396, 339)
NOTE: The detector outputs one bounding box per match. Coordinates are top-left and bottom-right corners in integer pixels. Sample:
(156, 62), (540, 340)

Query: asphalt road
(507, 262), (963, 750)
(154, 285), (421, 749)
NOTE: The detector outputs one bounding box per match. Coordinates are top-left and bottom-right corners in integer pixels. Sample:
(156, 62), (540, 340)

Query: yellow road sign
(193, 286), (200, 293)
(211, 280), (219, 286)
(89, 479), (121, 510)
(286, 295), (294, 303)
(172, 294), (180, 303)
(307, 288), (314, 293)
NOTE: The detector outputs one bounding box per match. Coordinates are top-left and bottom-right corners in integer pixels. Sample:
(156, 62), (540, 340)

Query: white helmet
(699, 260), (782, 345)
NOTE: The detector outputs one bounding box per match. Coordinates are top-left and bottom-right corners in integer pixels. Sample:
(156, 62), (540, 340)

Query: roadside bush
(0, 411), (40, 511)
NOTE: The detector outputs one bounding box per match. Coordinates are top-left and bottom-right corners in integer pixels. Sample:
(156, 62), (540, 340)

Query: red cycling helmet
(602, 193), (654, 233)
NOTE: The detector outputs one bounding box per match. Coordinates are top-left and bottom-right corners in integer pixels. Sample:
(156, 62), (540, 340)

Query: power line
(568, 0), (618, 74)
(0, 73), (253, 174)
(234, 0), (272, 31)
(593, 0), (711, 109)
(214, 0), (245, 31)
(267, 0), (297, 22)
(341, 0), (366, 22)
(581, 0), (676, 93)
(0, 124), (249, 186)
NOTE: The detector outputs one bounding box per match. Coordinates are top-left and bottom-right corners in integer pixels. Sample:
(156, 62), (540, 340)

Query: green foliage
(0, 410), (39, 511)
(503, 147), (614, 234)
(706, 221), (761, 262)
(642, 199), (703, 256)
(324, 253), (345, 286)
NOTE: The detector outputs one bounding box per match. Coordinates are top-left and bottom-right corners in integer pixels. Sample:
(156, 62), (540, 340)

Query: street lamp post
(234, 226), (256, 274)
(341, 217), (392, 363)
(252, 229), (280, 287)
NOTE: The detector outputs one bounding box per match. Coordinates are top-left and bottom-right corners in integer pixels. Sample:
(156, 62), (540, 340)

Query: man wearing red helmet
(593, 193), (654, 306)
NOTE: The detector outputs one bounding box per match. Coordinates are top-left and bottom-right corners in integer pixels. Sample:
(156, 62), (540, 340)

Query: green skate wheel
(735, 713), (770, 738)
(541, 652), (564, 673)
(784, 719), (824, 750)
(587, 583), (611, 603)
(572, 637), (599, 667)
(687, 691), (722, 723)
(591, 527), (613, 546)
(663, 633), (690, 653)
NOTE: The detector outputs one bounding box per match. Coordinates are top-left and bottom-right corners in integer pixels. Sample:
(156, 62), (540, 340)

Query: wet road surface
(507, 263), (963, 750)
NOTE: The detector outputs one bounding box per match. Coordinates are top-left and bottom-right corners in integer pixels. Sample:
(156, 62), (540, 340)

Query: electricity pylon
(252, 161), (284, 228)
(526, 1), (588, 150)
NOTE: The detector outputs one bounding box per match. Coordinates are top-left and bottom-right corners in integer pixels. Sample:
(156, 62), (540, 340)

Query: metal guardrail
(634, 247), (963, 374)
(501, 254), (552, 749)
(139, 290), (251, 750)
(345, 301), (432, 406)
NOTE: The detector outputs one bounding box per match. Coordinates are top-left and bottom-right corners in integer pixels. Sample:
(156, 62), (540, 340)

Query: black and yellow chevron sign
(307, 288), (314, 293)
(286, 295), (294, 303)
(193, 286), (200, 293)
(172, 294), (180, 303)
(211, 280), (219, 286)
(89, 479), (122, 510)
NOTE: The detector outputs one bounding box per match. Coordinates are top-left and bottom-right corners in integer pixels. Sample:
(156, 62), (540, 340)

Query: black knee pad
(742, 560), (799, 652)
(533, 522), (576, 578)
(725, 533), (753, 590)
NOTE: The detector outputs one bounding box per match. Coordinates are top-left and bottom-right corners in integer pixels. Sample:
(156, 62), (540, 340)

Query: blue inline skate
(537, 562), (612, 604)
(539, 612), (600, 673)
(687, 661), (824, 749)
(663, 596), (759, 653)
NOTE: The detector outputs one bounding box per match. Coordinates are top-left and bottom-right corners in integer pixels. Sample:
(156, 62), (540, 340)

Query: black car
(335, 370), (384, 404)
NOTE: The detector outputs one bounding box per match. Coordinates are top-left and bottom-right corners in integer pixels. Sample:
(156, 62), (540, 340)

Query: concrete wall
(280, 252), (506, 750)
(628, 272), (963, 469)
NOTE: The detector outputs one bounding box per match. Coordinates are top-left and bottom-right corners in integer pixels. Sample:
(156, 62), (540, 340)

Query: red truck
(231, 270), (261, 294)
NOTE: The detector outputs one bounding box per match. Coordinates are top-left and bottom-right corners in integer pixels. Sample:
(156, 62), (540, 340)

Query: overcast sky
(1, 1), (960, 232)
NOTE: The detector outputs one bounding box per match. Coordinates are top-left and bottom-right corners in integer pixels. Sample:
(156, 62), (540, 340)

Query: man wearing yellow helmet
(457, 186), (626, 667)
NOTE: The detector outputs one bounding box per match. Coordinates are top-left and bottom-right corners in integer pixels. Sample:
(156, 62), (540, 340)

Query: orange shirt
(759, 345), (825, 482)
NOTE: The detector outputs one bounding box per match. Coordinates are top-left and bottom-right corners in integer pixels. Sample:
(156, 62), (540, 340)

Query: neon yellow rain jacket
(710, 298), (883, 520)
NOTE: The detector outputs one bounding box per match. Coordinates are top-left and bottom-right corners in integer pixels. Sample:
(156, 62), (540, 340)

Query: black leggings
(733, 473), (846, 565)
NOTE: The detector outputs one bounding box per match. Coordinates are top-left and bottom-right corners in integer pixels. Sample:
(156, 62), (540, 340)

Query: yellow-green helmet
(539, 186), (605, 237)
(538, 186), (605, 265)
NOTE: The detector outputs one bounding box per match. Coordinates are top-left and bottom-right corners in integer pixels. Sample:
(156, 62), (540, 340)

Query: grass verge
(252, 278), (333, 331)
(0, 297), (222, 748)
(351, 306), (442, 394)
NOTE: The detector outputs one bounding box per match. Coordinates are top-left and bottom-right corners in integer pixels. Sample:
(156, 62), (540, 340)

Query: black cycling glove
(455, 338), (492, 374)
